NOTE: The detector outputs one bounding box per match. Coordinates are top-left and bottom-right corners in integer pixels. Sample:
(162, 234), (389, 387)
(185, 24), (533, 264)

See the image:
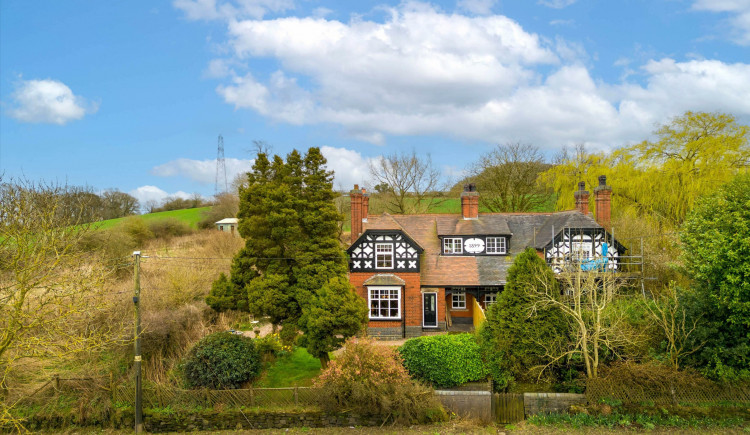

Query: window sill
(369, 318), (402, 322)
(451, 308), (469, 311)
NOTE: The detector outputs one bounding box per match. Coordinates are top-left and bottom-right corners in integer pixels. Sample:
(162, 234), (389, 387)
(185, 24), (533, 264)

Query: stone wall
(435, 390), (493, 423)
(523, 393), (587, 415)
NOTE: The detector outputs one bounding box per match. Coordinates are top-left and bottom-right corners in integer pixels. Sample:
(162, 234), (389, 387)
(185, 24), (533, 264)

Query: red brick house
(347, 176), (623, 339)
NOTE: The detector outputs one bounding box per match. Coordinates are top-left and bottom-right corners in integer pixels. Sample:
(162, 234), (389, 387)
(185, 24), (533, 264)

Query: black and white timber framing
(348, 230), (423, 273)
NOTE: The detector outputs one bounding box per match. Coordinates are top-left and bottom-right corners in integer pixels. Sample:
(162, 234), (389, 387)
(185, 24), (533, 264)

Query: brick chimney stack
(361, 187), (369, 223)
(574, 181), (590, 215)
(461, 183), (479, 220)
(350, 184), (363, 243)
(594, 175), (612, 228)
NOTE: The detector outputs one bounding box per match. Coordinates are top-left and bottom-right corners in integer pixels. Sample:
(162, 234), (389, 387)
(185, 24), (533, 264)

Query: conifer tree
(209, 147), (367, 363)
(479, 248), (568, 388)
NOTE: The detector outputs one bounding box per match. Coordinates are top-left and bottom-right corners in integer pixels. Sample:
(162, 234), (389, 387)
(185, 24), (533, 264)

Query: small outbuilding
(215, 218), (239, 235)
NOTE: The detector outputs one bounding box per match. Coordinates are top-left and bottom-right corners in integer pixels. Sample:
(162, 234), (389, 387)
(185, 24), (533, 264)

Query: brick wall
(350, 272), (422, 337)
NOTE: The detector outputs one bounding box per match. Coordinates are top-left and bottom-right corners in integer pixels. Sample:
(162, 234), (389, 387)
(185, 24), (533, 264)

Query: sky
(2, 0), (749, 206)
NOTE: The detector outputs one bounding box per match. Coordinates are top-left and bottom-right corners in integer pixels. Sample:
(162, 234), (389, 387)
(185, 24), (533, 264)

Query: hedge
(398, 334), (488, 388)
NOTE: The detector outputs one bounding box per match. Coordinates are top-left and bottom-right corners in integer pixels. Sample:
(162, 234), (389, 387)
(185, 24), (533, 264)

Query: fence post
(109, 373), (115, 401)
(250, 387), (255, 407)
(294, 384), (299, 406)
(53, 374), (60, 391)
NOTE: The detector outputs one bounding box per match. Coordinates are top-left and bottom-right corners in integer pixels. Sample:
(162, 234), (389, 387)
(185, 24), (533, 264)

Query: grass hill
(92, 206), (211, 230)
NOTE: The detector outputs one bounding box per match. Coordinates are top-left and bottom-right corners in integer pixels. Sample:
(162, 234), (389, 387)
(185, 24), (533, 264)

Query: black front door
(423, 293), (437, 327)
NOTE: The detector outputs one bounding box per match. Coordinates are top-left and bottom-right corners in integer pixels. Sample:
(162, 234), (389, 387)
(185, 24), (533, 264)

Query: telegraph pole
(133, 251), (143, 433)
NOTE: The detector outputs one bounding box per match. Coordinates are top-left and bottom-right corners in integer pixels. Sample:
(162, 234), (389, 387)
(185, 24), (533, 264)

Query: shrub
(315, 338), (447, 424)
(147, 217), (194, 239)
(255, 333), (291, 358)
(120, 216), (153, 246)
(398, 333), (487, 388)
(182, 331), (261, 389)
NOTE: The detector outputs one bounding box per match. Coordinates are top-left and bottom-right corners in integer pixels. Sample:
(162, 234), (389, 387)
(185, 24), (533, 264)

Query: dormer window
(444, 238), (463, 254)
(486, 237), (506, 254)
(375, 243), (394, 269)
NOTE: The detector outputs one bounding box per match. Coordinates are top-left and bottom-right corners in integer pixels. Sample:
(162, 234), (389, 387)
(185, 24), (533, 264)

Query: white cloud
(320, 146), (376, 190)
(693, 0), (750, 45)
(173, 0), (294, 20)
(129, 185), (192, 207)
(457, 0), (497, 15)
(538, 0), (577, 9)
(191, 2), (750, 149)
(8, 79), (97, 125)
(151, 157), (254, 184)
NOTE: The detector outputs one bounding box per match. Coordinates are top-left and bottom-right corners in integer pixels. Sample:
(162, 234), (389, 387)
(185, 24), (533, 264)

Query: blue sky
(2, 0), (749, 206)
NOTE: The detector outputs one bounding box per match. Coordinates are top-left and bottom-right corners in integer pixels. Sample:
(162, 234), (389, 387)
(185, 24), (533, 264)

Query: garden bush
(315, 338), (447, 424)
(182, 331), (261, 389)
(398, 333), (487, 388)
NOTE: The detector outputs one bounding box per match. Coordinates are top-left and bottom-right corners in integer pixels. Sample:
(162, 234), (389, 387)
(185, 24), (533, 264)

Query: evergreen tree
(478, 248), (569, 389)
(214, 147), (367, 364)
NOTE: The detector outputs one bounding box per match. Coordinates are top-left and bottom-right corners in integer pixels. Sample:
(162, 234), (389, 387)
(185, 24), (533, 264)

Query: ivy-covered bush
(182, 332), (261, 389)
(398, 333), (487, 388)
(315, 338), (447, 424)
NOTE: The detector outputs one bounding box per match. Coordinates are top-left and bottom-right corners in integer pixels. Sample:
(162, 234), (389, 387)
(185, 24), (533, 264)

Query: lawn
(92, 207), (211, 230)
(256, 347), (322, 388)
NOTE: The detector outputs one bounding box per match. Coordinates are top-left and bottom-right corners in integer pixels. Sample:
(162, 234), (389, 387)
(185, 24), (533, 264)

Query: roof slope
(359, 210), (606, 287)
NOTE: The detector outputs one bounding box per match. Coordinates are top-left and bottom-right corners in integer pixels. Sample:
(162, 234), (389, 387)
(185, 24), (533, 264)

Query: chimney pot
(598, 175), (607, 186)
(578, 181), (586, 191)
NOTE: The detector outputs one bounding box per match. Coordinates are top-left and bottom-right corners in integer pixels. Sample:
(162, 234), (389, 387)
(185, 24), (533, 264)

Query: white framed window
(486, 237), (506, 254)
(484, 293), (497, 307)
(571, 242), (592, 260)
(368, 286), (400, 319)
(444, 237), (463, 254)
(375, 243), (394, 269)
(451, 290), (466, 309)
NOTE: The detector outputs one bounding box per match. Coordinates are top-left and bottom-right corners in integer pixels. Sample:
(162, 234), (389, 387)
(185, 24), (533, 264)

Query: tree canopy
(539, 112), (750, 227)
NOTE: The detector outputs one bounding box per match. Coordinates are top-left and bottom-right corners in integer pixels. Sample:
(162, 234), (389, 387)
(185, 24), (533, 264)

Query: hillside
(92, 206), (211, 230)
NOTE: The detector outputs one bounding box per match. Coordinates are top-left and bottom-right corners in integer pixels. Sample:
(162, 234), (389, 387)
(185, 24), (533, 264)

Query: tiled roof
(363, 274), (407, 286)
(360, 210), (605, 287)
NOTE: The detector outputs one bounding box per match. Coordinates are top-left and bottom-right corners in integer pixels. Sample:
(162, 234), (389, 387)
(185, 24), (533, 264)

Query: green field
(92, 207), (211, 230)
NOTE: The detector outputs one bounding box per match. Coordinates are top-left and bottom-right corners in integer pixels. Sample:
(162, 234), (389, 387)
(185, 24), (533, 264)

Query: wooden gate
(493, 393), (525, 424)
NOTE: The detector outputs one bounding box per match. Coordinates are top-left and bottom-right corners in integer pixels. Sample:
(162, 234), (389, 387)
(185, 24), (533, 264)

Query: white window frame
(571, 241), (592, 260)
(444, 237), (463, 254)
(451, 290), (467, 309)
(484, 293), (497, 307)
(486, 237), (506, 254)
(375, 243), (394, 269)
(367, 286), (401, 320)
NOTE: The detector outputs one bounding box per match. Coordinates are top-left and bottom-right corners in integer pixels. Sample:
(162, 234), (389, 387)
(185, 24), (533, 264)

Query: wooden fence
(586, 378), (750, 405)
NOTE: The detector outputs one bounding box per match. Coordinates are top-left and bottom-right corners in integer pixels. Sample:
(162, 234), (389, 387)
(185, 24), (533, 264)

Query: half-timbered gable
(347, 230), (423, 273)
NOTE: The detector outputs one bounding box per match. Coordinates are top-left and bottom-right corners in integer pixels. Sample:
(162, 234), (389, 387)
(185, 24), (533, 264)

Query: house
(215, 218), (239, 234)
(347, 176), (624, 339)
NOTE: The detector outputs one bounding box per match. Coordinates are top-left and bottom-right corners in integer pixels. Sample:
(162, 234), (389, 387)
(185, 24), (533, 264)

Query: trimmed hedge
(398, 334), (488, 388)
(182, 332), (261, 389)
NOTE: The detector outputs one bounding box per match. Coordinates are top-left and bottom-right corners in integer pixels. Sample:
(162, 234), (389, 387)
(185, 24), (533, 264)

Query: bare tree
(470, 142), (550, 212)
(528, 263), (645, 379)
(644, 284), (705, 370)
(369, 150), (446, 214)
(0, 178), (127, 429)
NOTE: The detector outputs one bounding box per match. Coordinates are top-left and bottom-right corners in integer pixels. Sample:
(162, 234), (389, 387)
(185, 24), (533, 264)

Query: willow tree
(540, 112), (750, 226)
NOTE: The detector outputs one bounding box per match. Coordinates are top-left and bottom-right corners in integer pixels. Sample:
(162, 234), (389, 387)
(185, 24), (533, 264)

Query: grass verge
(256, 347), (322, 387)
